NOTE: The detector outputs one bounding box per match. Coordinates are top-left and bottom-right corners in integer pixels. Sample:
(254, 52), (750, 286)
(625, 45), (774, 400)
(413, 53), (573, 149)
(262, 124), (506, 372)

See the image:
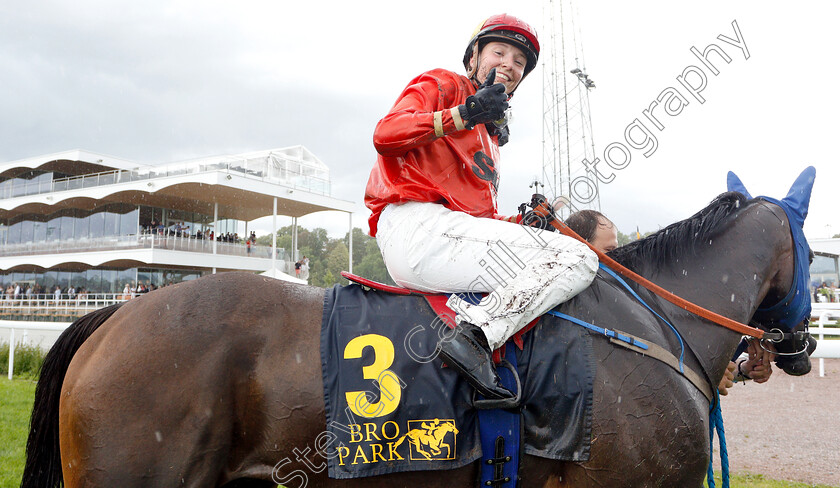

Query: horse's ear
(726, 171), (753, 199)
(781, 166), (816, 227)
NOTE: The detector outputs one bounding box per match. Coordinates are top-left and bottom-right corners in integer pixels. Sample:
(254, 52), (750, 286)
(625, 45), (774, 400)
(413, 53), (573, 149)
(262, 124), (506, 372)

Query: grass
(711, 471), (837, 488)
(0, 378), (36, 488)
(0, 378), (834, 488)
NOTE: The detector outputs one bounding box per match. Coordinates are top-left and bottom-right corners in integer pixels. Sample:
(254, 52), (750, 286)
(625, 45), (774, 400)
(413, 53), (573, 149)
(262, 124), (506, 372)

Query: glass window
(43, 271), (57, 291)
(7, 221), (21, 245)
(60, 216), (74, 241)
(33, 220), (47, 242)
(57, 271), (70, 291)
(104, 212), (119, 236)
(119, 268), (136, 292)
(19, 220), (33, 243)
(74, 215), (90, 240)
(89, 212), (105, 238)
(46, 217), (61, 241)
(85, 269), (102, 294)
(101, 269), (118, 293)
(120, 207), (138, 236)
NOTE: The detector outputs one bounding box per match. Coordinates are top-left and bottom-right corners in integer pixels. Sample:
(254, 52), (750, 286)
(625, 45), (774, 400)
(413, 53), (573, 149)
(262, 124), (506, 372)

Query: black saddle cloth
(320, 284), (593, 479)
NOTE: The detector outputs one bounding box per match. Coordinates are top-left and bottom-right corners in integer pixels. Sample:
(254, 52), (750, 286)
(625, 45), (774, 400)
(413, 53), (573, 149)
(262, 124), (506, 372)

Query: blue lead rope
(707, 391), (729, 488)
(597, 263), (686, 372)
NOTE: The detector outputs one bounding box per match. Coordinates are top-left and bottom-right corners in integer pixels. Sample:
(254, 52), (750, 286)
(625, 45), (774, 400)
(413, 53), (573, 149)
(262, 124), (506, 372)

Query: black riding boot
(438, 323), (514, 400)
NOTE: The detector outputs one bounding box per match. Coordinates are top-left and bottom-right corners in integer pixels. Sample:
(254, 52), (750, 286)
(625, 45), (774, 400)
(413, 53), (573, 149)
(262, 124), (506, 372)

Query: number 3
(343, 334), (402, 418)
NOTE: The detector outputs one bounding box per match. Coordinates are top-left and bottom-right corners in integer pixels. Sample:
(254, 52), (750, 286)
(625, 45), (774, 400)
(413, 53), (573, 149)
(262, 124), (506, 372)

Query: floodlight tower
(541, 0), (599, 218)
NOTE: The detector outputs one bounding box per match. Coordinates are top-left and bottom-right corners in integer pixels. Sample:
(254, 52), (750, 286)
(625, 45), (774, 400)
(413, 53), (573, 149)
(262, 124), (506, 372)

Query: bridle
(755, 323), (813, 356)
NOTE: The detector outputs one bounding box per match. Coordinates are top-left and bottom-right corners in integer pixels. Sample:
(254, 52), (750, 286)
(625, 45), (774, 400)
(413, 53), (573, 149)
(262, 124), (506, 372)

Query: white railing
(0, 293), (127, 316)
(810, 303), (840, 377)
(0, 157), (331, 199)
(0, 232), (290, 262)
(2, 321), (71, 379)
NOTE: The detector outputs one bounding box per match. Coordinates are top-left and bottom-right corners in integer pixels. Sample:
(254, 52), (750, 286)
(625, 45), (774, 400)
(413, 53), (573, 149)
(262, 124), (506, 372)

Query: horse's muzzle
(775, 335), (817, 376)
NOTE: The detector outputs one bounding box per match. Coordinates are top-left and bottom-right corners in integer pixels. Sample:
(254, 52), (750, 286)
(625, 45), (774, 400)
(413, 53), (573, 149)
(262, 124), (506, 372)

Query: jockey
(365, 14), (598, 401)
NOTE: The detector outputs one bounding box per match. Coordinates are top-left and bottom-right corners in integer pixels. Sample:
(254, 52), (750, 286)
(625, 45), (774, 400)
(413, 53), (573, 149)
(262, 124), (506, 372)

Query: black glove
(459, 68), (508, 129)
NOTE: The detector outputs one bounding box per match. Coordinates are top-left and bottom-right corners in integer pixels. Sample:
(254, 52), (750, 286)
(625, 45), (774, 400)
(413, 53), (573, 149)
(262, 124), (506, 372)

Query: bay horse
(22, 169), (816, 487)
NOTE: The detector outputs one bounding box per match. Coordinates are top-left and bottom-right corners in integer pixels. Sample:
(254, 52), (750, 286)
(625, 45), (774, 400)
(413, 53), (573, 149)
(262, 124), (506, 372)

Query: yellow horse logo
(393, 419), (459, 460)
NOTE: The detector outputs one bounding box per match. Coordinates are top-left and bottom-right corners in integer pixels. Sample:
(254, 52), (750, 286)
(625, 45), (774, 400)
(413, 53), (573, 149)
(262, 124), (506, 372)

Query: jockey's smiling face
(471, 41), (527, 94)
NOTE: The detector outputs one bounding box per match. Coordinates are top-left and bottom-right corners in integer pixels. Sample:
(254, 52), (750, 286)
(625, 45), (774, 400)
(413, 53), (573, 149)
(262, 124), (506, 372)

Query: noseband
(756, 324), (813, 356)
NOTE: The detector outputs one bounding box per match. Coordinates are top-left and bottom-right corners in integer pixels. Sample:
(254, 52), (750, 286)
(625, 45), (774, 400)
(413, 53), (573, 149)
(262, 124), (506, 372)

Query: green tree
(616, 229), (633, 247)
(354, 237), (395, 285)
(256, 226), (394, 287)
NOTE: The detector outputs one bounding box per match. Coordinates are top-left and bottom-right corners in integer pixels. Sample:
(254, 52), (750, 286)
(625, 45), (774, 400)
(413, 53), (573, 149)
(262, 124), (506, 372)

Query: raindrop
(721, 274), (729, 284)
(295, 353), (302, 363)
(730, 294), (736, 302)
(617, 395), (622, 403)
(155, 431), (163, 442)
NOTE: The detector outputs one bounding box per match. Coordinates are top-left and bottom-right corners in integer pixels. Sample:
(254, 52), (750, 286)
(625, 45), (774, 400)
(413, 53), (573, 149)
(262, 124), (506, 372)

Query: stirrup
(472, 359), (522, 410)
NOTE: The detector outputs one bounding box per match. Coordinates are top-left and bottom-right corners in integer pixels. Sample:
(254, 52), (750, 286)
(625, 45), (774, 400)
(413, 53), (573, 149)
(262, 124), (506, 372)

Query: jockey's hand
(740, 339), (776, 383)
(519, 194), (557, 231)
(460, 68), (508, 129)
(717, 361), (736, 396)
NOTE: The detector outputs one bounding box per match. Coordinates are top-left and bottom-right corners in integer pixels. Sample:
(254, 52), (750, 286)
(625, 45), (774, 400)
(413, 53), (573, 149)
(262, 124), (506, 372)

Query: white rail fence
(3, 304), (840, 380)
(2, 321), (71, 380)
(810, 303), (840, 377)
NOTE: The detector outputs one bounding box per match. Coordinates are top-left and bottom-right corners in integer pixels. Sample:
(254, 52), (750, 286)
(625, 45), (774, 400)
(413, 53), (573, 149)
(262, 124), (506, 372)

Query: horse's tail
(20, 303), (124, 488)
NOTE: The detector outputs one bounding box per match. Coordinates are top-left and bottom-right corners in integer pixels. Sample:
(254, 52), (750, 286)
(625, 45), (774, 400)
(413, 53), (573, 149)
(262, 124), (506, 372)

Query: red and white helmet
(463, 14), (540, 79)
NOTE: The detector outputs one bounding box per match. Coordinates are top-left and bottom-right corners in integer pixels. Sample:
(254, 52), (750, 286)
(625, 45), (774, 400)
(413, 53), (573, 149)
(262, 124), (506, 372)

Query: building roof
(810, 238), (840, 258)
(0, 146), (354, 221)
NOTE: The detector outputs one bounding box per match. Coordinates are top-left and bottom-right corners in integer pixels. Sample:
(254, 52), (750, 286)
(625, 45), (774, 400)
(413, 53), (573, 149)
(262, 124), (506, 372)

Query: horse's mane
(607, 191), (748, 270)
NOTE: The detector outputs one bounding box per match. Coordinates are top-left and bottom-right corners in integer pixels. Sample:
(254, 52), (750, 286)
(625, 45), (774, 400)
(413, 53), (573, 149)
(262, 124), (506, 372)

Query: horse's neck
(639, 209), (789, 378)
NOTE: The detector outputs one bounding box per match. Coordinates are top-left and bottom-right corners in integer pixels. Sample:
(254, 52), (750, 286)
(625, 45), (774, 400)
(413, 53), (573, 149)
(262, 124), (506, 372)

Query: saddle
(321, 274), (594, 483)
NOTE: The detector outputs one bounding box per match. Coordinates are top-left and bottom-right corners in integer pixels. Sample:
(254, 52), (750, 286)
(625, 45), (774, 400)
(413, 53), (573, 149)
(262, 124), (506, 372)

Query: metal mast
(541, 0), (599, 217)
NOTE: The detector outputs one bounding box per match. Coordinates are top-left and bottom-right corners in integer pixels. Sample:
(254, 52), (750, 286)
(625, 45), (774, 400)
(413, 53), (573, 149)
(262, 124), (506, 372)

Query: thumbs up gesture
(459, 68), (509, 129)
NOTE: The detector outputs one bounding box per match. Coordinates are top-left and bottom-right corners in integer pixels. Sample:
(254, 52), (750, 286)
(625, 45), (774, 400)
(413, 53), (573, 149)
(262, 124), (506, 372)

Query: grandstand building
(0, 146), (355, 327)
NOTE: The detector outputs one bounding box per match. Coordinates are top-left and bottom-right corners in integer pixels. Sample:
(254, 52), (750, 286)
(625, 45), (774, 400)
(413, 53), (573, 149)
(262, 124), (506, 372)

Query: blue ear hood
(781, 166), (816, 229)
(726, 171), (753, 199)
(727, 166), (815, 227)
(727, 167), (816, 330)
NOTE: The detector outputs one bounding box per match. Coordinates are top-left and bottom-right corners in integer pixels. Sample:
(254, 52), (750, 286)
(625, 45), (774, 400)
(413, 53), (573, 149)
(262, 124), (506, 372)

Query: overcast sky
(2, 1), (837, 240)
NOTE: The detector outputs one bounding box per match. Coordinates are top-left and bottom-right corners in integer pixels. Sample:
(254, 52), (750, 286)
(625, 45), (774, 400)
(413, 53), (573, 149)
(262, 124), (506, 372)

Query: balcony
(0, 232), (298, 276)
(0, 155), (331, 200)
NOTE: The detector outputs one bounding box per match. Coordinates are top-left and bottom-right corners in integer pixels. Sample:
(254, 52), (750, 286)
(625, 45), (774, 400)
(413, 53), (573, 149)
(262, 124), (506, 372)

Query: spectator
(295, 260), (302, 278)
(565, 210), (618, 253)
(301, 255), (310, 281)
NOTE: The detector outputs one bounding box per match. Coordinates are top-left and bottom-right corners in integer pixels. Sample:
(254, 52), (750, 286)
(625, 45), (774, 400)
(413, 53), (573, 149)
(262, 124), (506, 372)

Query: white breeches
(376, 202), (598, 350)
